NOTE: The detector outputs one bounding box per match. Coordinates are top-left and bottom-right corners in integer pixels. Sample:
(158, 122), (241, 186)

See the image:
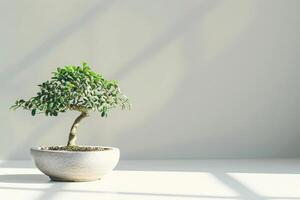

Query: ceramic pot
(31, 146), (120, 182)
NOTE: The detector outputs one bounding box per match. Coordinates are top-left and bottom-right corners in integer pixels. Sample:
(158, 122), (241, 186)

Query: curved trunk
(67, 112), (88, 146)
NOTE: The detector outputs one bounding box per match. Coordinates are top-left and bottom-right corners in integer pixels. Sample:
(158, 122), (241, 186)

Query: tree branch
(67, 112), (88, 146)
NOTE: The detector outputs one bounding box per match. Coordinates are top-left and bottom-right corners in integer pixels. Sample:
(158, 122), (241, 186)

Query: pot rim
(31, 146), (119, 154)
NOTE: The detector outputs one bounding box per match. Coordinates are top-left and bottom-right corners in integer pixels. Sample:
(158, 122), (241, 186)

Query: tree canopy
(11, 62), (130, 117)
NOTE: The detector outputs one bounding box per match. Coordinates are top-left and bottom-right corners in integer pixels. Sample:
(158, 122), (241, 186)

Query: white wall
(1, 0), (299, 159)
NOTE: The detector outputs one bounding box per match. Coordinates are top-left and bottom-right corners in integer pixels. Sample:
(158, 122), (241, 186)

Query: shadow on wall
(112, 1), (220, 80)
(1, 0), (221, 161)
(78, 0), (221, 151)
(3, 0), (299, 161)
(99, 0), (224, 157)
(109, 0), (223, 157)
(110, 0), (299, 159)
(1, 0), (116, 88)
(0, 0), (115, 161)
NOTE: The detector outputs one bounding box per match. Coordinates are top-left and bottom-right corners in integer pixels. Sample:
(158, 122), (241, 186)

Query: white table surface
(0, 159), (300, 200)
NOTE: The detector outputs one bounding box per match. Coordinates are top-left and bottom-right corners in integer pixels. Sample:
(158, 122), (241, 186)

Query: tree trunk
(67, 112), (88, 146)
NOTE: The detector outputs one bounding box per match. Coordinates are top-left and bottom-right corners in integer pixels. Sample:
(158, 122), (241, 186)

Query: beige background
(0, 0), (299, 159)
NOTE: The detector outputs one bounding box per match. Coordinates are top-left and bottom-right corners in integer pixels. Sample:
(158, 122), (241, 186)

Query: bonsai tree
(11, 62), (130, 149)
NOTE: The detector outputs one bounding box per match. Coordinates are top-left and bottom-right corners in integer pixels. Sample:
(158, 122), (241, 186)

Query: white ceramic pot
(31, 146), (120, 182)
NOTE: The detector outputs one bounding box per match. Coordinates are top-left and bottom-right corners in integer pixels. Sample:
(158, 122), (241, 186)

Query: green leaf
(31, 109), (36, 116)
(19, 99), (25, 104)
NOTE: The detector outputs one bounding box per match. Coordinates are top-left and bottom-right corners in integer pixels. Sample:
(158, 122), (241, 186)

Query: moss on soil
(41, 146), (109, 152)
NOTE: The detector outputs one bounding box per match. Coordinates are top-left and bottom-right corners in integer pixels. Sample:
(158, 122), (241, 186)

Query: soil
(40, 146), (110, 152)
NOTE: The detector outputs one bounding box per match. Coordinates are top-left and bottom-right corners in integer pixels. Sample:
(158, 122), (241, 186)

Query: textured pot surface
(31, 146), (120, 182)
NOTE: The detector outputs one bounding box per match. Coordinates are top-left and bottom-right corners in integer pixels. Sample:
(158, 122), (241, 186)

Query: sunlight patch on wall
(203, 0), (257, 61)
